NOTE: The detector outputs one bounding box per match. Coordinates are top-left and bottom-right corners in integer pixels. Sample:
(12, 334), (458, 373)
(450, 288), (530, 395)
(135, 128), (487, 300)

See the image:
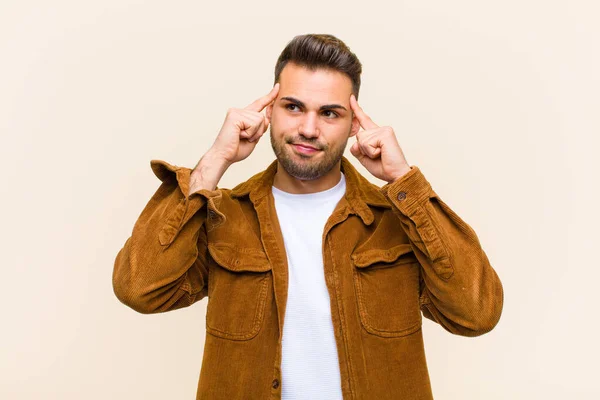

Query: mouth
(291, 143), (321, 155)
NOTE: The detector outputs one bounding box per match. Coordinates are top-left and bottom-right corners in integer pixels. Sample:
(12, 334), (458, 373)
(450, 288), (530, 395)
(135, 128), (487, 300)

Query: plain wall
(1, 1), (598, 398)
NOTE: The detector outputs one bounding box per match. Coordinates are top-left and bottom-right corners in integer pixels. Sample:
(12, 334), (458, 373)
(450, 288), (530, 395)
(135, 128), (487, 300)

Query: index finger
(245, 83), (280, 112)
(350, 94), (379, 130)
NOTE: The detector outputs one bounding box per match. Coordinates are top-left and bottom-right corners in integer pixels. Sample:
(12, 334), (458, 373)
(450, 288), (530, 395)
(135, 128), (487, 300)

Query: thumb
(350, 141), (362, 159)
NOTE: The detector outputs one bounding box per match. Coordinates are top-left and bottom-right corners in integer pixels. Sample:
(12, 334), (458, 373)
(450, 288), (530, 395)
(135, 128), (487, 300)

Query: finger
(249, 129), (265, 143)
(245, 83), (280, 112)
(248, 118), (268, 142)
(238, 108), (269, 123)
(349, 141), (363, 158)
(369, 145), (382, 158)
(350, 94), (378, 130)
(238, 119), (261, 140)
(350, 141), (371, 165)
(355, 134), (381, 159)
(240, 106), (272, 127)
(241, 124), (262, 141)
(237, 112), (265, 139)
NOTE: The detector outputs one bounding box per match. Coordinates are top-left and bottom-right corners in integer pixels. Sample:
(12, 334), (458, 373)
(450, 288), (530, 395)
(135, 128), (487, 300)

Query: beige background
(2, 1), (598, 399)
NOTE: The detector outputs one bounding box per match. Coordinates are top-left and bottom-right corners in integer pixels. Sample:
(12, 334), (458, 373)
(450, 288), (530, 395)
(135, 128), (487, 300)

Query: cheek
(329, 126), (352, 145)
(271, 113), (296, 133)
(330, 121), (350, 134)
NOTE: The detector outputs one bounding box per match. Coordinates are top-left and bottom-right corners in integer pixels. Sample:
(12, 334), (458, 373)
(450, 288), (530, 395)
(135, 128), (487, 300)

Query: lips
(292, 143), (319, 150)
(291, 143), (321, 155)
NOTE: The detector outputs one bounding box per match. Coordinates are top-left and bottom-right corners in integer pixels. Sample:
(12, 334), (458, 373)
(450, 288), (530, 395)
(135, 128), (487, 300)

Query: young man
(113, 33), (504, 400)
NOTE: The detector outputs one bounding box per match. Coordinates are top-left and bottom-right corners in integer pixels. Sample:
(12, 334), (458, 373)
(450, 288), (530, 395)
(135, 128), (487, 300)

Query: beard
(269, 126), (351, 181)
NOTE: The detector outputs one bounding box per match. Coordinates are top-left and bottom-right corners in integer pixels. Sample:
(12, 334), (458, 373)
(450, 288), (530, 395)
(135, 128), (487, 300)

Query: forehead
(278, 62), (352, 106)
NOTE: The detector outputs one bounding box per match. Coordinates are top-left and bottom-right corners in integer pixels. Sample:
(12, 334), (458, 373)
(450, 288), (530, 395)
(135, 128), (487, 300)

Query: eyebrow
(280, 96), (348, 112)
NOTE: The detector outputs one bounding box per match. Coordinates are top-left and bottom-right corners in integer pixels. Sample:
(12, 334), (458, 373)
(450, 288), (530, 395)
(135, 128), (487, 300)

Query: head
(266, 34), (363, 181)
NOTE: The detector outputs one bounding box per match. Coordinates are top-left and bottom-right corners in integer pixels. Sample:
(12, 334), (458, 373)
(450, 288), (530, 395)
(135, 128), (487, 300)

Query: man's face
(266, 62), (360, 180)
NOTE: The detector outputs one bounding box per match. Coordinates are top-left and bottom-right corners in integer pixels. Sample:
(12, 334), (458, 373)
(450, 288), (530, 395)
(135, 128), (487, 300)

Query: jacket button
(397, 191), (407, 201)
(272, 379), (280, 389)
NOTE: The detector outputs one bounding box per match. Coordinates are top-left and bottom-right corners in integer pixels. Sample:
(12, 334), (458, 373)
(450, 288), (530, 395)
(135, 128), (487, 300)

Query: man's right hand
(189, 83), (280, 195)
(209, 83), (280, 165)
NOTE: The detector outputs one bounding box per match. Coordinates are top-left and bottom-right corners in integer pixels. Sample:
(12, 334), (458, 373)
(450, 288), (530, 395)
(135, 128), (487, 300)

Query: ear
(266, 103), (273, 122)
(349, 112), (360, 137)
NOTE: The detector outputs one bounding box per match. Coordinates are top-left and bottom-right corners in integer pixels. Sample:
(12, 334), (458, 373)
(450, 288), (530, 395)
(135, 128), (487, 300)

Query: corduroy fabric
(113, 156), (504, 399)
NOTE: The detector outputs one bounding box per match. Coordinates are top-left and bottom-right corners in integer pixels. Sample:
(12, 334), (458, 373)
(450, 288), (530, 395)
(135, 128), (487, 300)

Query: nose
(298, 112), (320, 139)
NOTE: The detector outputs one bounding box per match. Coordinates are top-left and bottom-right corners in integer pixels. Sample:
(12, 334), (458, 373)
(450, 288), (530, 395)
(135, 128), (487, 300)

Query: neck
(272, 160), (342, 194)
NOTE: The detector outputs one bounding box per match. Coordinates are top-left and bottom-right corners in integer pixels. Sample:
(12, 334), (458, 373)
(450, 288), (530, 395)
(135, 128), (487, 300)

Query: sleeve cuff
(150, 159), (196, 201)
(150, 159), (224, 245)
(379, 165), (434, 213)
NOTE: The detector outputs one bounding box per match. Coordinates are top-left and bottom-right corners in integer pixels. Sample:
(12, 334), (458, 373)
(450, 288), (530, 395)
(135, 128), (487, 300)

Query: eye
(285, 104), (338, 119)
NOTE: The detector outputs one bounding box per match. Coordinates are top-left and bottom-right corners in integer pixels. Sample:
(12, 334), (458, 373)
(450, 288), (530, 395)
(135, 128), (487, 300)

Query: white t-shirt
(272, 172), (347, 400)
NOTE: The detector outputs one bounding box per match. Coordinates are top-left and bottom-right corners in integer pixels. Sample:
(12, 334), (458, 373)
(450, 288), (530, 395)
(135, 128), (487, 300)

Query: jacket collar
(230, 156), (391, 225)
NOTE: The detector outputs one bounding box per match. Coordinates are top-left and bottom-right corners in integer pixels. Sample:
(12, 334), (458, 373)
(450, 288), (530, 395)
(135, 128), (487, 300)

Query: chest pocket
(206, 242), (272, 341)
(351, 243), (422, 338)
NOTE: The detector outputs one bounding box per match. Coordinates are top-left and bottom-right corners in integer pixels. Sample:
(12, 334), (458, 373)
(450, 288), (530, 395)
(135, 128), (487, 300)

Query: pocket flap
(208, 242), (272, 273)
(352, 243), (414, 268)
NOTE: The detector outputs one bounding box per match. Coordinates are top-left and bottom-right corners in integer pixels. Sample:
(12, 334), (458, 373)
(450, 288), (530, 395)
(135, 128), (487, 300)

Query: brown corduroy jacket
(112, 155), (504, 400)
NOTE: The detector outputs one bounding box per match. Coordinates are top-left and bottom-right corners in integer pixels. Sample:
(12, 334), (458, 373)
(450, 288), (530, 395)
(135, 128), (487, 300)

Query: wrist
(387, 164), (412, 184)
(190, 151), (230, 193)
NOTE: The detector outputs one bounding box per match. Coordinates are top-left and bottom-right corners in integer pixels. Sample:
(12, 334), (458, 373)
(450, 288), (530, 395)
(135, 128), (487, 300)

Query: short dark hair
(274, 34), (362, 100)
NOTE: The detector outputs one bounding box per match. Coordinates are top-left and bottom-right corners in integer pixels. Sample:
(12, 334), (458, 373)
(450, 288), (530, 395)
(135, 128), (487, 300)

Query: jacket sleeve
(112, 159), (222, 314)
(380, 166), (504, 337)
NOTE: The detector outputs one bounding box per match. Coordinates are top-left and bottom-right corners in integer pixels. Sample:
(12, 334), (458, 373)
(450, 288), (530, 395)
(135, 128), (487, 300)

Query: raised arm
(380, 167), (504, 337)
(112, 157), (224, 314)
(112, 83), (279, 314)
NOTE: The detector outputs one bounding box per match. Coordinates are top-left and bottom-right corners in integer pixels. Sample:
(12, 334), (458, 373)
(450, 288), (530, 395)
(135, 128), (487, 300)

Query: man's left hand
(349, 94), (412, 183)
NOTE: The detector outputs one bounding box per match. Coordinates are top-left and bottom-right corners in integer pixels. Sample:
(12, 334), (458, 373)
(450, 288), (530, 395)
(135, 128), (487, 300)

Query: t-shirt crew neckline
(271, 172), (346, 202)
